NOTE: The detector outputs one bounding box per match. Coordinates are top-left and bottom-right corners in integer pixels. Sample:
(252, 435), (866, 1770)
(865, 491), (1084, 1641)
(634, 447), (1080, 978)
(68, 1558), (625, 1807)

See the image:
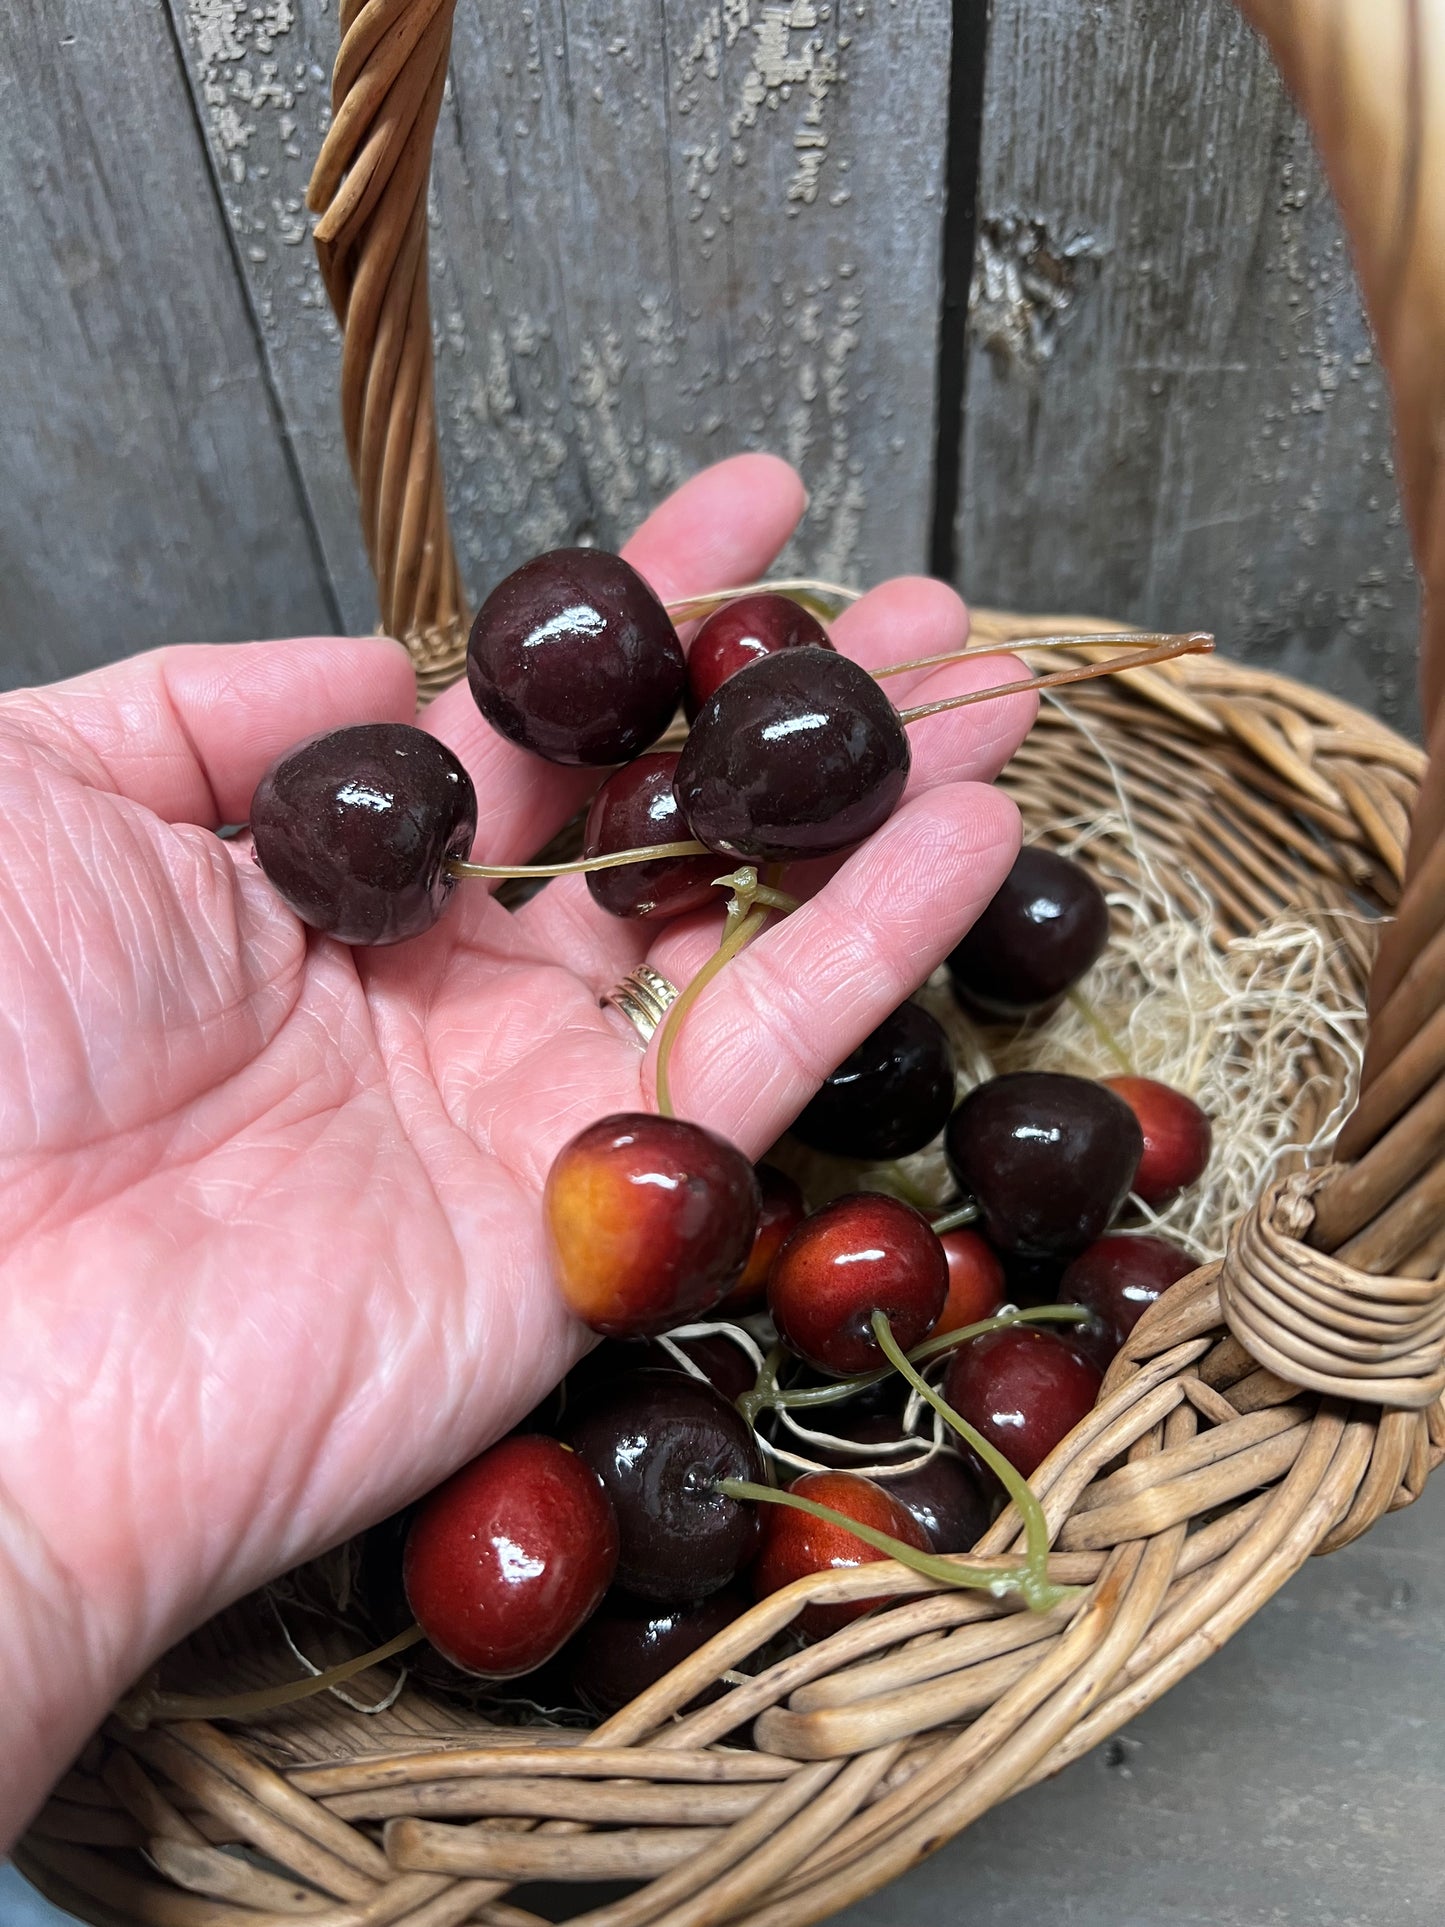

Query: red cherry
(403, 1435), (618, 1677)
(768, 1193), (948, 1376)
(936, 1228), (1007, 1333)
(718, 1164), (807, 1315)
(545, 1114), (761, 1336)
(1103, 1076), (1212, 1205)
(583, 752), (721, 921)
(943, 1326), (1102, 1477)
(750, 1469), (931, 1638)
(684, 592), (833, 719)
(1060, 1231), (1197, 1360)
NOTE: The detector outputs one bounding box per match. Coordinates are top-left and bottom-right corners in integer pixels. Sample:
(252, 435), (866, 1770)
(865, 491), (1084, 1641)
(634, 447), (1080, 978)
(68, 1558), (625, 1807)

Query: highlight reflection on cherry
(583, 752), (721, 921)
(685, 592), (833, 719)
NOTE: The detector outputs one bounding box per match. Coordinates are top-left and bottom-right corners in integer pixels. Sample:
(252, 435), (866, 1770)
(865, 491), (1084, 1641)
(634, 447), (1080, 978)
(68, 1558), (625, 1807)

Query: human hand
(0, 455), (1033, 1843)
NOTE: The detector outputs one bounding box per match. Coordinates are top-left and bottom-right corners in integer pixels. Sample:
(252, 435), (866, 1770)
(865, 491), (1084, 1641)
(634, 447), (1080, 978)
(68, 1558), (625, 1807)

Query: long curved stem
(654, 902), (772, 1117)
(897, 634), (1213, 725)
(115, 1624), (425, 1728)
(448, 838), (710, 882)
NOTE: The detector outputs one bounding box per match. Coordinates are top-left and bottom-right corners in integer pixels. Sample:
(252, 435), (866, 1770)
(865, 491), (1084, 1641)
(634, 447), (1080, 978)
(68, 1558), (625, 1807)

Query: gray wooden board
(0, 0), (335, 691)
(956, 0), (1422, 735)
(6, 1471), (1442, 1922)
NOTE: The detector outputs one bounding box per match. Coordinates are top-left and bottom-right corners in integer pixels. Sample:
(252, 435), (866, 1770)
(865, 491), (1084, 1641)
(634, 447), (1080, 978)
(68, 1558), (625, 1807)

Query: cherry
(791, 1003), (956, 1161)
(945, 1072), (1143, 1258)
(936, 1227), (1007, 1333)
(717, 1164), (807, 1315)
(560, 1368), (763, 1602)
(1060, 1231), (1197, 1359)
(750, 1469), (931, 1637)
(768, 1193), (948, 1376)
(466, 547), (684, 765)
(943, 1326), (1102, 1478)
(684, 592), (833, 719)
(250, 723), (476, 946)
(402, 1435), (618, 1677)
(646, 1332), (758, 1404)
(545, 1114), (760, 1336)
(946, 845), (1109, 1014)
(583, 752), (721, 921)
(564, 1586), (746, 1716)
(808, 1413), (990, 1554)
(1103, 1075), (1212, 1205)
(674, 646), (910, 862)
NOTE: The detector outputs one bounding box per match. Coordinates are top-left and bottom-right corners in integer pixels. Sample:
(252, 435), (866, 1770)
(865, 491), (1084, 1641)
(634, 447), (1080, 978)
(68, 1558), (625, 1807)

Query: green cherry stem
(869, 1310), (1066, 1613)
(654, 902), (773, 1118)
(871, 629), (1207, 681)
(896, 634), (1214, 726)
(664, 578), (863, 624)
(114, 1624), (425, 1728)
(1065, 986), (1135, 1076)
(447, 838), (711, 882)
(929, 1201), (981, 1236)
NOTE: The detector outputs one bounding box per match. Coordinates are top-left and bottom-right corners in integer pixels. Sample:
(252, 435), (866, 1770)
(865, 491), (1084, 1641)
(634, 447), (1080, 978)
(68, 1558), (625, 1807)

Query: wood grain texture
(0, 0), (335, 692)
(955, 0), (1422, 732)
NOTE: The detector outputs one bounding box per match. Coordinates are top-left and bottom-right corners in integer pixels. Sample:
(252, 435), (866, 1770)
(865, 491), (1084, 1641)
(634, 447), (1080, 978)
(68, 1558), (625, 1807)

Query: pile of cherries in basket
(244, 546), (1213, 1710)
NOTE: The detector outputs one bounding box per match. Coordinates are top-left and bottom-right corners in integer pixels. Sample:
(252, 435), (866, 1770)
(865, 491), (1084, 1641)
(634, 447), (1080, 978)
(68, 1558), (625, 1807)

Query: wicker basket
(18, 1), (1445, 1922)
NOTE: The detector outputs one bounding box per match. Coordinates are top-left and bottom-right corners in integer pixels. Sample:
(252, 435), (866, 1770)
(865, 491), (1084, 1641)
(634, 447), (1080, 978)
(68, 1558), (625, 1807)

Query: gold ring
(603, 965), (680, 1044)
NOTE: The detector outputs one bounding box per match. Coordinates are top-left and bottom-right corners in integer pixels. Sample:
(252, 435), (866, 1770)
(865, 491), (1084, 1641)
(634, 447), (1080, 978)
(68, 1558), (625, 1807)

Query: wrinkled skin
(0, 457), (1033, 1842)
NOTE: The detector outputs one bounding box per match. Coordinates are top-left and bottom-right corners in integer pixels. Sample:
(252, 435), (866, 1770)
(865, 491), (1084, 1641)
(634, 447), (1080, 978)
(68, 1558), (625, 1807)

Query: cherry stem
(869, 1310), (1065, 1614)
(1065, 986), (1135, 1076)
(896, 634), (1214, 725)
(114, 1623), (425, 1728)
(871, 629), (1202, 681)
(929, 1201), (980, 1236)
(447, 838), (711, 882)
(714, 1478), (1073, 1611)
(654, 901), (773, 1118)
(664, 578), (863, 623)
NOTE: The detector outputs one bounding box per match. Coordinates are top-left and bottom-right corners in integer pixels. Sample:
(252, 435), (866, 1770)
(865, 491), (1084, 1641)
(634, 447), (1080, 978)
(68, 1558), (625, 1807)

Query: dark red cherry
(545, 1115), (761, 1336)
(807, 1413), (990, 1554)
(791, 1003), (956, 1162)
(943, 1326), (1102, 1477)
(684, 592), (833, 719)
(466, 547), (685, 765)
(999, 1251), (1067, 1308)
(945, 1072), (1143, 1258)
(751, 1470), (931, 1638)
(1060, 1231), (1197, 1359)
(250, 723), (476, 946)
(561, 1369), (763, 1602)
(717, 1164), (807, 1315)
(1103, 1076), (1213, 1205)
(936, 1228), (1007, 1333)
(946, 846), (1109, 1014)
(645, 1332), (758, 1404)
(768, 1193), (948, 1376)
(674, 647), (910, 863)
(564, 1586), (746, 1716)
(402, 1435), (618, 1677)
(583, 752), (720, 921)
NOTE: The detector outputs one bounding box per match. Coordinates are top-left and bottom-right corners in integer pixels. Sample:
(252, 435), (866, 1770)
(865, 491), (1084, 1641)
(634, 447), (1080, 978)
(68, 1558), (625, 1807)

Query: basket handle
(307, 2), (1445, 1284)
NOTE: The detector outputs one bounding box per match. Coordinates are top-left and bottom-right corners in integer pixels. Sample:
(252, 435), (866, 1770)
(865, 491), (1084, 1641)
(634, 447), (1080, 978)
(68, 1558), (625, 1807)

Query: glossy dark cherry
(808, 1413), (990, 1554)
(583, 752), (721, 921)
(1103, 1075), (1213, 1205)
(250, 723), (476, 946)
(947, 845), (1109, 1014)
(717, 1164), (807, 1315)
(561, 1368), (763, 1602)
(945, 1072), (1143, 1258)
(768, 1193), (948, 1376)
(1060, 1231), (1197, 1359)
(751, 1469), (931, 1638)
(936, 1228), (1007, 1333)
(644, 1332), (759, 1404)
(402, 1435), (618, 1677)
(943, 1326), (1102, 1478)
(545, 1114), (761, 1336)
(684, 592), (833, 719)
(564, 1586), (746, 1716)
(466, 547), (685, 765)
(674, 647), (910, 863)
(791, 1003), (956, 1162)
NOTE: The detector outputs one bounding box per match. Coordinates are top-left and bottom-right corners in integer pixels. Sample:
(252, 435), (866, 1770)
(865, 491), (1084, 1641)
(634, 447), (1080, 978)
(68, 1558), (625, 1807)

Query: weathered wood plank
(169, 1), (954, 625)
(0, 0), (335, 692)
(956, 0), (1421, 733)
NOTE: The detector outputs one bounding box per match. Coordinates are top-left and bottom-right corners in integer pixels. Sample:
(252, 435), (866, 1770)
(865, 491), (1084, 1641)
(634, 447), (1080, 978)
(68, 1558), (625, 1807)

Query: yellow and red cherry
(1103, 1075), (1212, 1205)
(943, 1326), (1102, 1478)
(946, 845), (1109, 1015)
(791, 1003), (956, 1162)
(750, 1469), (931, 1638)
(684, 592), (833, 719)
(1060, 1230), (1197, 1360)
(466, 547), (685, 765)
(402, 1435), (618, 1678)
(583, 752), (721, 921)
(936, 1227), (1007, 1333)
(767, 1193), (948, 1376)
(545, 1115), (761, 1337)
(717, 1163), (807, 1315)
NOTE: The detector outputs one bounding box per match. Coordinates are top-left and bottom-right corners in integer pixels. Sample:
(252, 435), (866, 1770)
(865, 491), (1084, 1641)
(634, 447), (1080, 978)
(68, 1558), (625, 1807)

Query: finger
(1, 637), (416, 825)
(423, 454), (808, 870)
(644, 781), (1023, 1154)
(831, 575), (970, 690)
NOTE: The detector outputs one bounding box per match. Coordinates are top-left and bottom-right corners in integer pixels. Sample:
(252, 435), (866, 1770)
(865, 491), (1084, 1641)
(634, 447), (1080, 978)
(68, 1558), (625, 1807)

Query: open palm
(0, 457), (1033, 1839)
